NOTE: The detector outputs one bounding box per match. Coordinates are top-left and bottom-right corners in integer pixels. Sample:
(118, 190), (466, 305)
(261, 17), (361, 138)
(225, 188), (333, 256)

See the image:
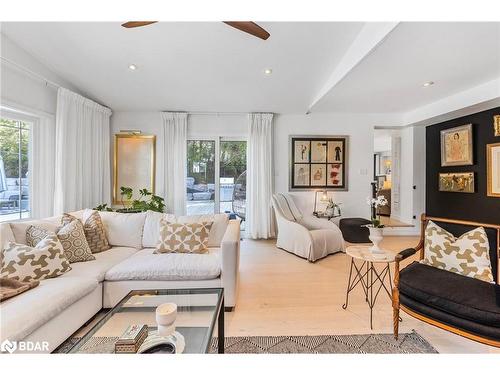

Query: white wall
(0, 33), (82, 115)
(112, 111), (401, 218)
(273, 113), (401, 218)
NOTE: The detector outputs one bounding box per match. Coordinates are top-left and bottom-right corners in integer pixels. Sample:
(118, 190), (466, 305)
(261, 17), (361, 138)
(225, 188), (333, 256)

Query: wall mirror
(113, 133), (156, 204)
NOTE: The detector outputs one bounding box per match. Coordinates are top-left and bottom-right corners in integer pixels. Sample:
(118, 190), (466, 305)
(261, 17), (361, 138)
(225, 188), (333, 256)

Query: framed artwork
(440, 124), (473, 166)
(289, 135), (348, 191)
(494, 115), (500, 137)
(438, 172), (475, 193)
(114, 133), (156, 204)
(487, 142), (500, 197)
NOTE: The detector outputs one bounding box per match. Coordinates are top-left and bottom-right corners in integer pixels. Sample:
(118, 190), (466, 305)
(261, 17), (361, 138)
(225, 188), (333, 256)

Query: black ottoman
(339, 218), (371, 243)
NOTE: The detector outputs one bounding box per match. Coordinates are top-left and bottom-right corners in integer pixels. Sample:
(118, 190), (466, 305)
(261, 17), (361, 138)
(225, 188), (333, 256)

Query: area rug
(55, 330), (437, 354)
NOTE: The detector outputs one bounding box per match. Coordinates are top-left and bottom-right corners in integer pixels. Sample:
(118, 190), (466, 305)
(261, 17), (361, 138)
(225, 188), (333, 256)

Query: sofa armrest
(395, 248), (417, 261)
(220, 219), (241, 308)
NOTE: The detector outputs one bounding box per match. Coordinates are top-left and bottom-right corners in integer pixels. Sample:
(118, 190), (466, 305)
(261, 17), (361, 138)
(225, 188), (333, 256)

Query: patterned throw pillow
(154, 219), (213, 254)
(1, 234), (72, 282)
(421, 220), (494, 283)
(57, 219), (95, 263)
(26, 225), (51, 247)
(62, 212), (110, 253)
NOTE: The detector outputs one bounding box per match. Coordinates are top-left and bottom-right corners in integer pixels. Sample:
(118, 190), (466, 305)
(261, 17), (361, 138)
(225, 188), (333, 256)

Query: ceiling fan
(121, 21), (270, 40)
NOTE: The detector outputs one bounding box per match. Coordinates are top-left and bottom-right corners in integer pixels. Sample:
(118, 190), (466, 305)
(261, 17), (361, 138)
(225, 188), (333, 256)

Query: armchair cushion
(399, 262), (500, 327)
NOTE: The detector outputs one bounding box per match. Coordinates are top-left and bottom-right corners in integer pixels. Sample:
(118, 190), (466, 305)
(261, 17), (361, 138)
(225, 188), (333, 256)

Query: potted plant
(365, 195), (388, 254)
(94, 186), (166, 213)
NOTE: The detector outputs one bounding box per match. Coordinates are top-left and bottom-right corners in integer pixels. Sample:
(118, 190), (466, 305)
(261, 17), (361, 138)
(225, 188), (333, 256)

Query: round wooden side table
(342, 245), (396, 329)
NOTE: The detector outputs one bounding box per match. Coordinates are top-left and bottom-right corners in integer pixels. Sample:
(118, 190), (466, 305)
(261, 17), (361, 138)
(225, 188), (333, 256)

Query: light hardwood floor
(226, 236), (500, 354)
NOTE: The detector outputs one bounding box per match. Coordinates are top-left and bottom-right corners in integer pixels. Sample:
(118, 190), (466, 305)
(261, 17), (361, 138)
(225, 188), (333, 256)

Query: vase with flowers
(365, 195), (388, 255)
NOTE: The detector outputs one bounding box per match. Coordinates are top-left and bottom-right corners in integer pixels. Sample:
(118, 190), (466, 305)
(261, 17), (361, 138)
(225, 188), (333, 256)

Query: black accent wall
(425, 107), (500, 225)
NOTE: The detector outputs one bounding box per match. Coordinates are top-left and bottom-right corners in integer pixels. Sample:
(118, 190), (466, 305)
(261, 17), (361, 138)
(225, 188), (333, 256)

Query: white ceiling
(0, 22), (363, 113)
(1, 22), (499, 114)
(312, 22), (500, 113)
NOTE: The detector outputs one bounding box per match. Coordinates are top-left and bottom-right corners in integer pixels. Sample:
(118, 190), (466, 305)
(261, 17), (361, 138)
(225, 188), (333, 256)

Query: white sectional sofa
(0, 210), (240, 353)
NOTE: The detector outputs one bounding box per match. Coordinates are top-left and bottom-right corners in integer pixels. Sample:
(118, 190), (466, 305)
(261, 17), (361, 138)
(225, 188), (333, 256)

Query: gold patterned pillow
(421, 220), (494, 283)
(1, 234), (72, 282)
(26, 225), (51, 247)
(154, 219), (213, 254)
(62, 212), (110, 253)
(57, 219), (95, 263)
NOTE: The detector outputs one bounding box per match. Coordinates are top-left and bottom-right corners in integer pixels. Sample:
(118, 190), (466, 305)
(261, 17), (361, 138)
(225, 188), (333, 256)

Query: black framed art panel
(289, 135), (349, 191)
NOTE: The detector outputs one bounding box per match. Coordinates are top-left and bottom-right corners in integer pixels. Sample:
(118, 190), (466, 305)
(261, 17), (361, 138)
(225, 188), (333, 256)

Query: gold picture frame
(438, 172), (475, 193)
(494, 115), (500, 137)
(113, 134), (156, 205)
(440, 124), (473, 167)
(487, 142), (500, 197)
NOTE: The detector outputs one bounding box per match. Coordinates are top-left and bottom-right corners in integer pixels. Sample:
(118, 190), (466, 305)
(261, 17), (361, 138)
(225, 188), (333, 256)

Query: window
(0, 117), (31, 222)
(186, 138), (247, 222)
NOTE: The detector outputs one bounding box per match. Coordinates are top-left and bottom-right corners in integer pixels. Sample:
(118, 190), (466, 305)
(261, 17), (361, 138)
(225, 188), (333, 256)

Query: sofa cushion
(26, 225), (51, 247)
(99, 211), (146, 249)
(422, 220), (494, 283)
(155, 220), (213, 254)
(62, 211), (111, 254)
(57, 220), (95, 263)
(0, 223), (16, 250)
(399, 261), (500, 327)
(9, 218), (60, 245)
(105, 248), (221, 281)
(142, 212), (228, 248)
(1, 235), (71, 282)
(142, 210), (176, 248)
(177, 214), (229, 248)
(0, 276), (98, 342)
(61, 246), (138, 282)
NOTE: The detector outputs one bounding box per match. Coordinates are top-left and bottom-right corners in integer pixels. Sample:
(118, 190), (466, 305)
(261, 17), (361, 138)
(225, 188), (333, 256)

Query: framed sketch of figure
(487, 142), (500, 197)
(311, 141), (327, 162)
(294, 141), (310, 163)
(289, 136), (348, 191)
(440, 124), (473, 166)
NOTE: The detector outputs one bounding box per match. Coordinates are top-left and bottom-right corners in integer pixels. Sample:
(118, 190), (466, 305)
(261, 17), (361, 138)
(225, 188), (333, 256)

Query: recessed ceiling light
(423, 81), (434, 87)
(264, 68), (273, 75)
(128, 64), (137, 71)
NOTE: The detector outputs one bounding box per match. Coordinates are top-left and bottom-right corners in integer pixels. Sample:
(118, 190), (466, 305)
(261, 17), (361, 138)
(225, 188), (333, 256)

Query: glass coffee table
(68, 288), (224, 354)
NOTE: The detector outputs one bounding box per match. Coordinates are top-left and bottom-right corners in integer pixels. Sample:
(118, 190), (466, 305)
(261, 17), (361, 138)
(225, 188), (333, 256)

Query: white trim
(0, 99), (55, 119)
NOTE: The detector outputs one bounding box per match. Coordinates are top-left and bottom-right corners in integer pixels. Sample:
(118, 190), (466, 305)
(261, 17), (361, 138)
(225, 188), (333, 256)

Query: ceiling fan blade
(121, 21), (158, 29)
(223, 22), (270, 40)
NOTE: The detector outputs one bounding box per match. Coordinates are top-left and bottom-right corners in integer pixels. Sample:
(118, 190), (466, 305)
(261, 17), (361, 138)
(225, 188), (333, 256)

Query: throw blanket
(0, 278), (39, 302)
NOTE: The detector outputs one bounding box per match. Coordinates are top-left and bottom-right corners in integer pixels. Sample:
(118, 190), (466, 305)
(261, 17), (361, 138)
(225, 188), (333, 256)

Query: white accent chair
(271, 193), (345, 262)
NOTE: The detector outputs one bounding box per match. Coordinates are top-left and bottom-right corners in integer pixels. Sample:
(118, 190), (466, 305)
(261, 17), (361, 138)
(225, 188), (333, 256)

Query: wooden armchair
(392, 214), (500, 347)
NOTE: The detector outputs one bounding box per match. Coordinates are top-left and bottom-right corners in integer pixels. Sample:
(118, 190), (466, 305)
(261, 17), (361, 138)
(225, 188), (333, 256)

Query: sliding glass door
(186, 140), (216, 215)
(186, 138), (247, 219)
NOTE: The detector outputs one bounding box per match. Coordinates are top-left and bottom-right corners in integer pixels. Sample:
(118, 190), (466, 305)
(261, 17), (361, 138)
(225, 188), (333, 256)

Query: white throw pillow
(1, 234), (72, 282)
(177, 214), (229, 247)
(142, 211), (176, 248)
(99, 211), (147, 249)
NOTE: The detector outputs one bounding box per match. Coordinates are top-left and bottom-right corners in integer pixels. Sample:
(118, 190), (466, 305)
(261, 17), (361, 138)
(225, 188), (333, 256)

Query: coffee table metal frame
(67, 287), (225, 354)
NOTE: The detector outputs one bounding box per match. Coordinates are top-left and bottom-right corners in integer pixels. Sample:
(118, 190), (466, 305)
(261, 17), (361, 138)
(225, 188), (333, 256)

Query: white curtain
(246, 113), (275, 239)
(53, 88), (111, 214)
(30, 116), (56, 218)
(161, 112), (187, 216)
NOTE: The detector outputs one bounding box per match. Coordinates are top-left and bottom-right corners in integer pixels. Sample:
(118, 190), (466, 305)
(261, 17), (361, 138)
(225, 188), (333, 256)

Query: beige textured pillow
(26, 225), (51, 247)
(1, 234), (72, 282)
(57, 220), (95, 263)
(421, 220), (494, 283)
(155, 219), (213, 254)
(62, 212), (110, 253)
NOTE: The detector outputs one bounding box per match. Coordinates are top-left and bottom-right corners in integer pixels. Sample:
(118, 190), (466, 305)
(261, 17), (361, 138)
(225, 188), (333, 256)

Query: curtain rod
(0, 56), (61, 89)
(184, 111), (276, 116)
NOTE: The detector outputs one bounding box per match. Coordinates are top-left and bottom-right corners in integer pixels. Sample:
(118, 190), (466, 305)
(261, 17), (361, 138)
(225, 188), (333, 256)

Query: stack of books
(115, 324), (148, 354)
